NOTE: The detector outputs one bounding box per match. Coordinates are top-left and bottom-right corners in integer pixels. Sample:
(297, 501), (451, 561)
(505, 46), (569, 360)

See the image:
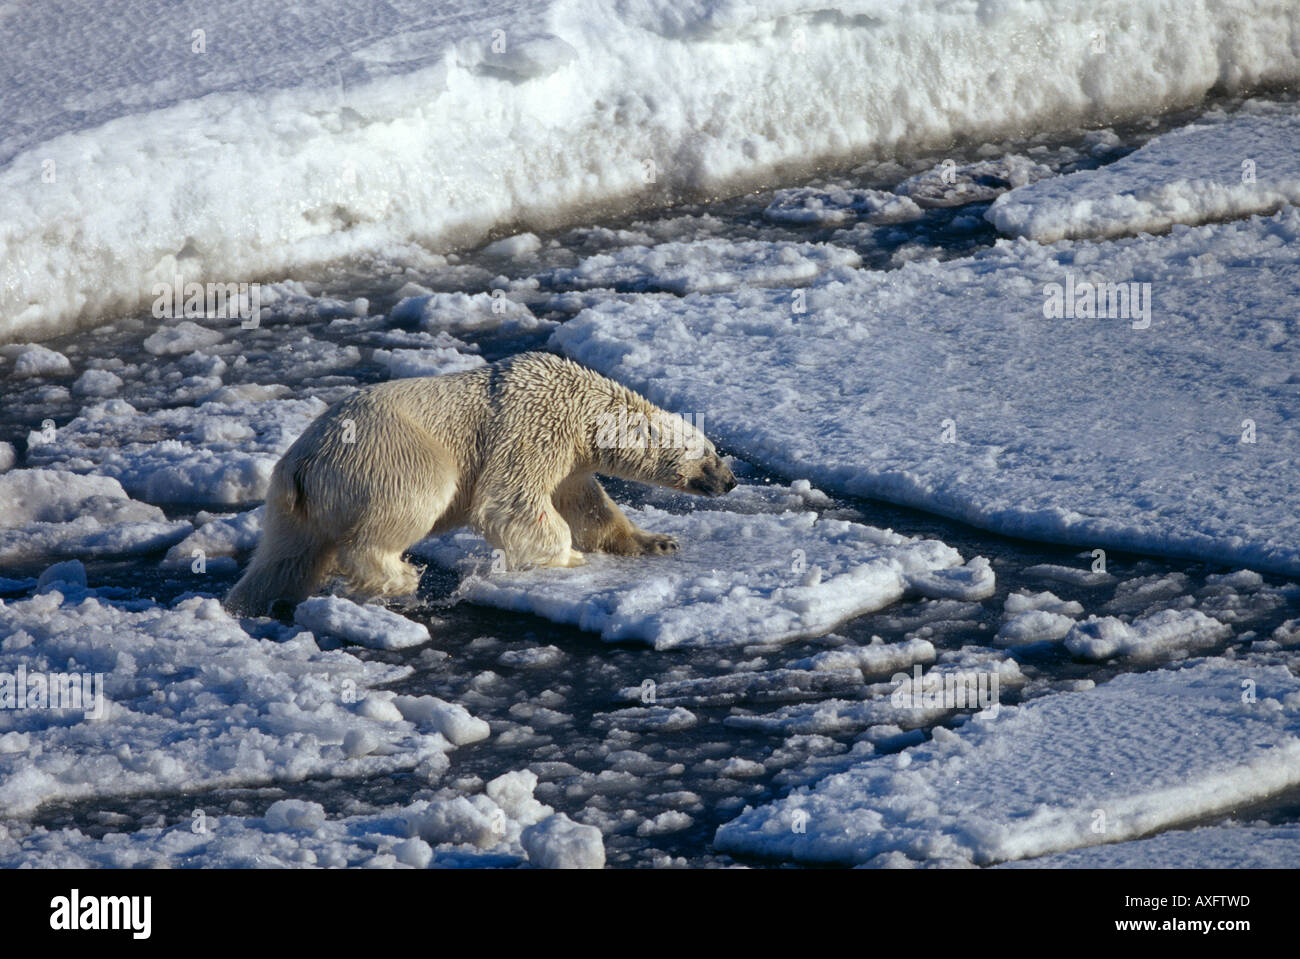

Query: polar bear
(225, 351), (736, 615)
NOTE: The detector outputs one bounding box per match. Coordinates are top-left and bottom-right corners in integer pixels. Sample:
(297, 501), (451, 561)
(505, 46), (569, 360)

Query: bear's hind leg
(333, 424), (459, 600)
(334, 546), (423, 599)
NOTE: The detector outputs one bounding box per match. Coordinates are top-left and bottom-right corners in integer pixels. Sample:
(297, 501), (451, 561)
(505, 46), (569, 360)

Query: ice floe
(0, 469), (189, 568)
(293, 596), (431, 651)
(554, 208), (1300, 575)
(715, 658), (1300, 866)
(763, 187), (922, 227)
(999, 822), (1300, 869)
(415, 505), (979, 649)
(1063, 608), (1231, 662)
(989, 103), (1300, 241)
(995, 590), (1084, 646)
(25, 396), (330, 505)
(390, 290), (558, 335)
(0, 770), (603, 868)
(537, 239), (860, 295)
(4, 344), (71, 378)
(896, 156), (1053, 209)
(0, 587), (480, 818)
(161, 507), (264, 573)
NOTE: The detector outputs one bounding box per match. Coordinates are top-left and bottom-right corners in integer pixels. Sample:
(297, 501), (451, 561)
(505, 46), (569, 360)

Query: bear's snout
(687, 458), (737, 496)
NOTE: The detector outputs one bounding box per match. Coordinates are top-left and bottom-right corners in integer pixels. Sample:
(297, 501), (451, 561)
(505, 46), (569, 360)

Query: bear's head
(676, 446), (738, 496)
(593, 403), (736, 496)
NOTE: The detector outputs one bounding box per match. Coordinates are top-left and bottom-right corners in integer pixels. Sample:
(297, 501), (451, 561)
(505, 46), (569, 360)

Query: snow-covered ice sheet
(0, 586), (484, 818)
(989, 103), (1300, 241)
(0, 469), (189, 568)
(414, 503), (983, 649)
(553, 208), (1300, 575)
(5, 0), (1299, 341)
(0, 770), (605, 868)
(714, 658), (1300, 866)
(998, 822), (1300, 869)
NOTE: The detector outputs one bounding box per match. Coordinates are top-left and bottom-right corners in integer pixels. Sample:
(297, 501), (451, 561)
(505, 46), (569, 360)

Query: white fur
(225, 352), (734, 615)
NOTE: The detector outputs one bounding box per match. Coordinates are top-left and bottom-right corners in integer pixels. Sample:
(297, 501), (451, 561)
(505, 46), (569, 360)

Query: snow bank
(714, 658), (1300, 866)
(0, 589), (474, 817)
(0, 469), (189, 567)
(989, 103), (1300, 241)
(5, 0), (1299, 342)
(553, 208), (1300, 575)
(415, 503), (974, 649)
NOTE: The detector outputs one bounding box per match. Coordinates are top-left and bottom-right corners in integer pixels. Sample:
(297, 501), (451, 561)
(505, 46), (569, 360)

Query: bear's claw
(638, 534), (679, 555)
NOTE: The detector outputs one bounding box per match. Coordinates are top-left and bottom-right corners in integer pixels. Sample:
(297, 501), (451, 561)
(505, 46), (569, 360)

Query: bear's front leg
(472, 443), (592, 570)
(629, 530), (679, 555)
(553, 474), (679, 556)
(477, 496), (586, 570)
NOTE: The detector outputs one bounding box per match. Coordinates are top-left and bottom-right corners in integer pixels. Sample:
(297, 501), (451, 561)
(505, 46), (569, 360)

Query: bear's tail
(224, 471), (335, 616)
